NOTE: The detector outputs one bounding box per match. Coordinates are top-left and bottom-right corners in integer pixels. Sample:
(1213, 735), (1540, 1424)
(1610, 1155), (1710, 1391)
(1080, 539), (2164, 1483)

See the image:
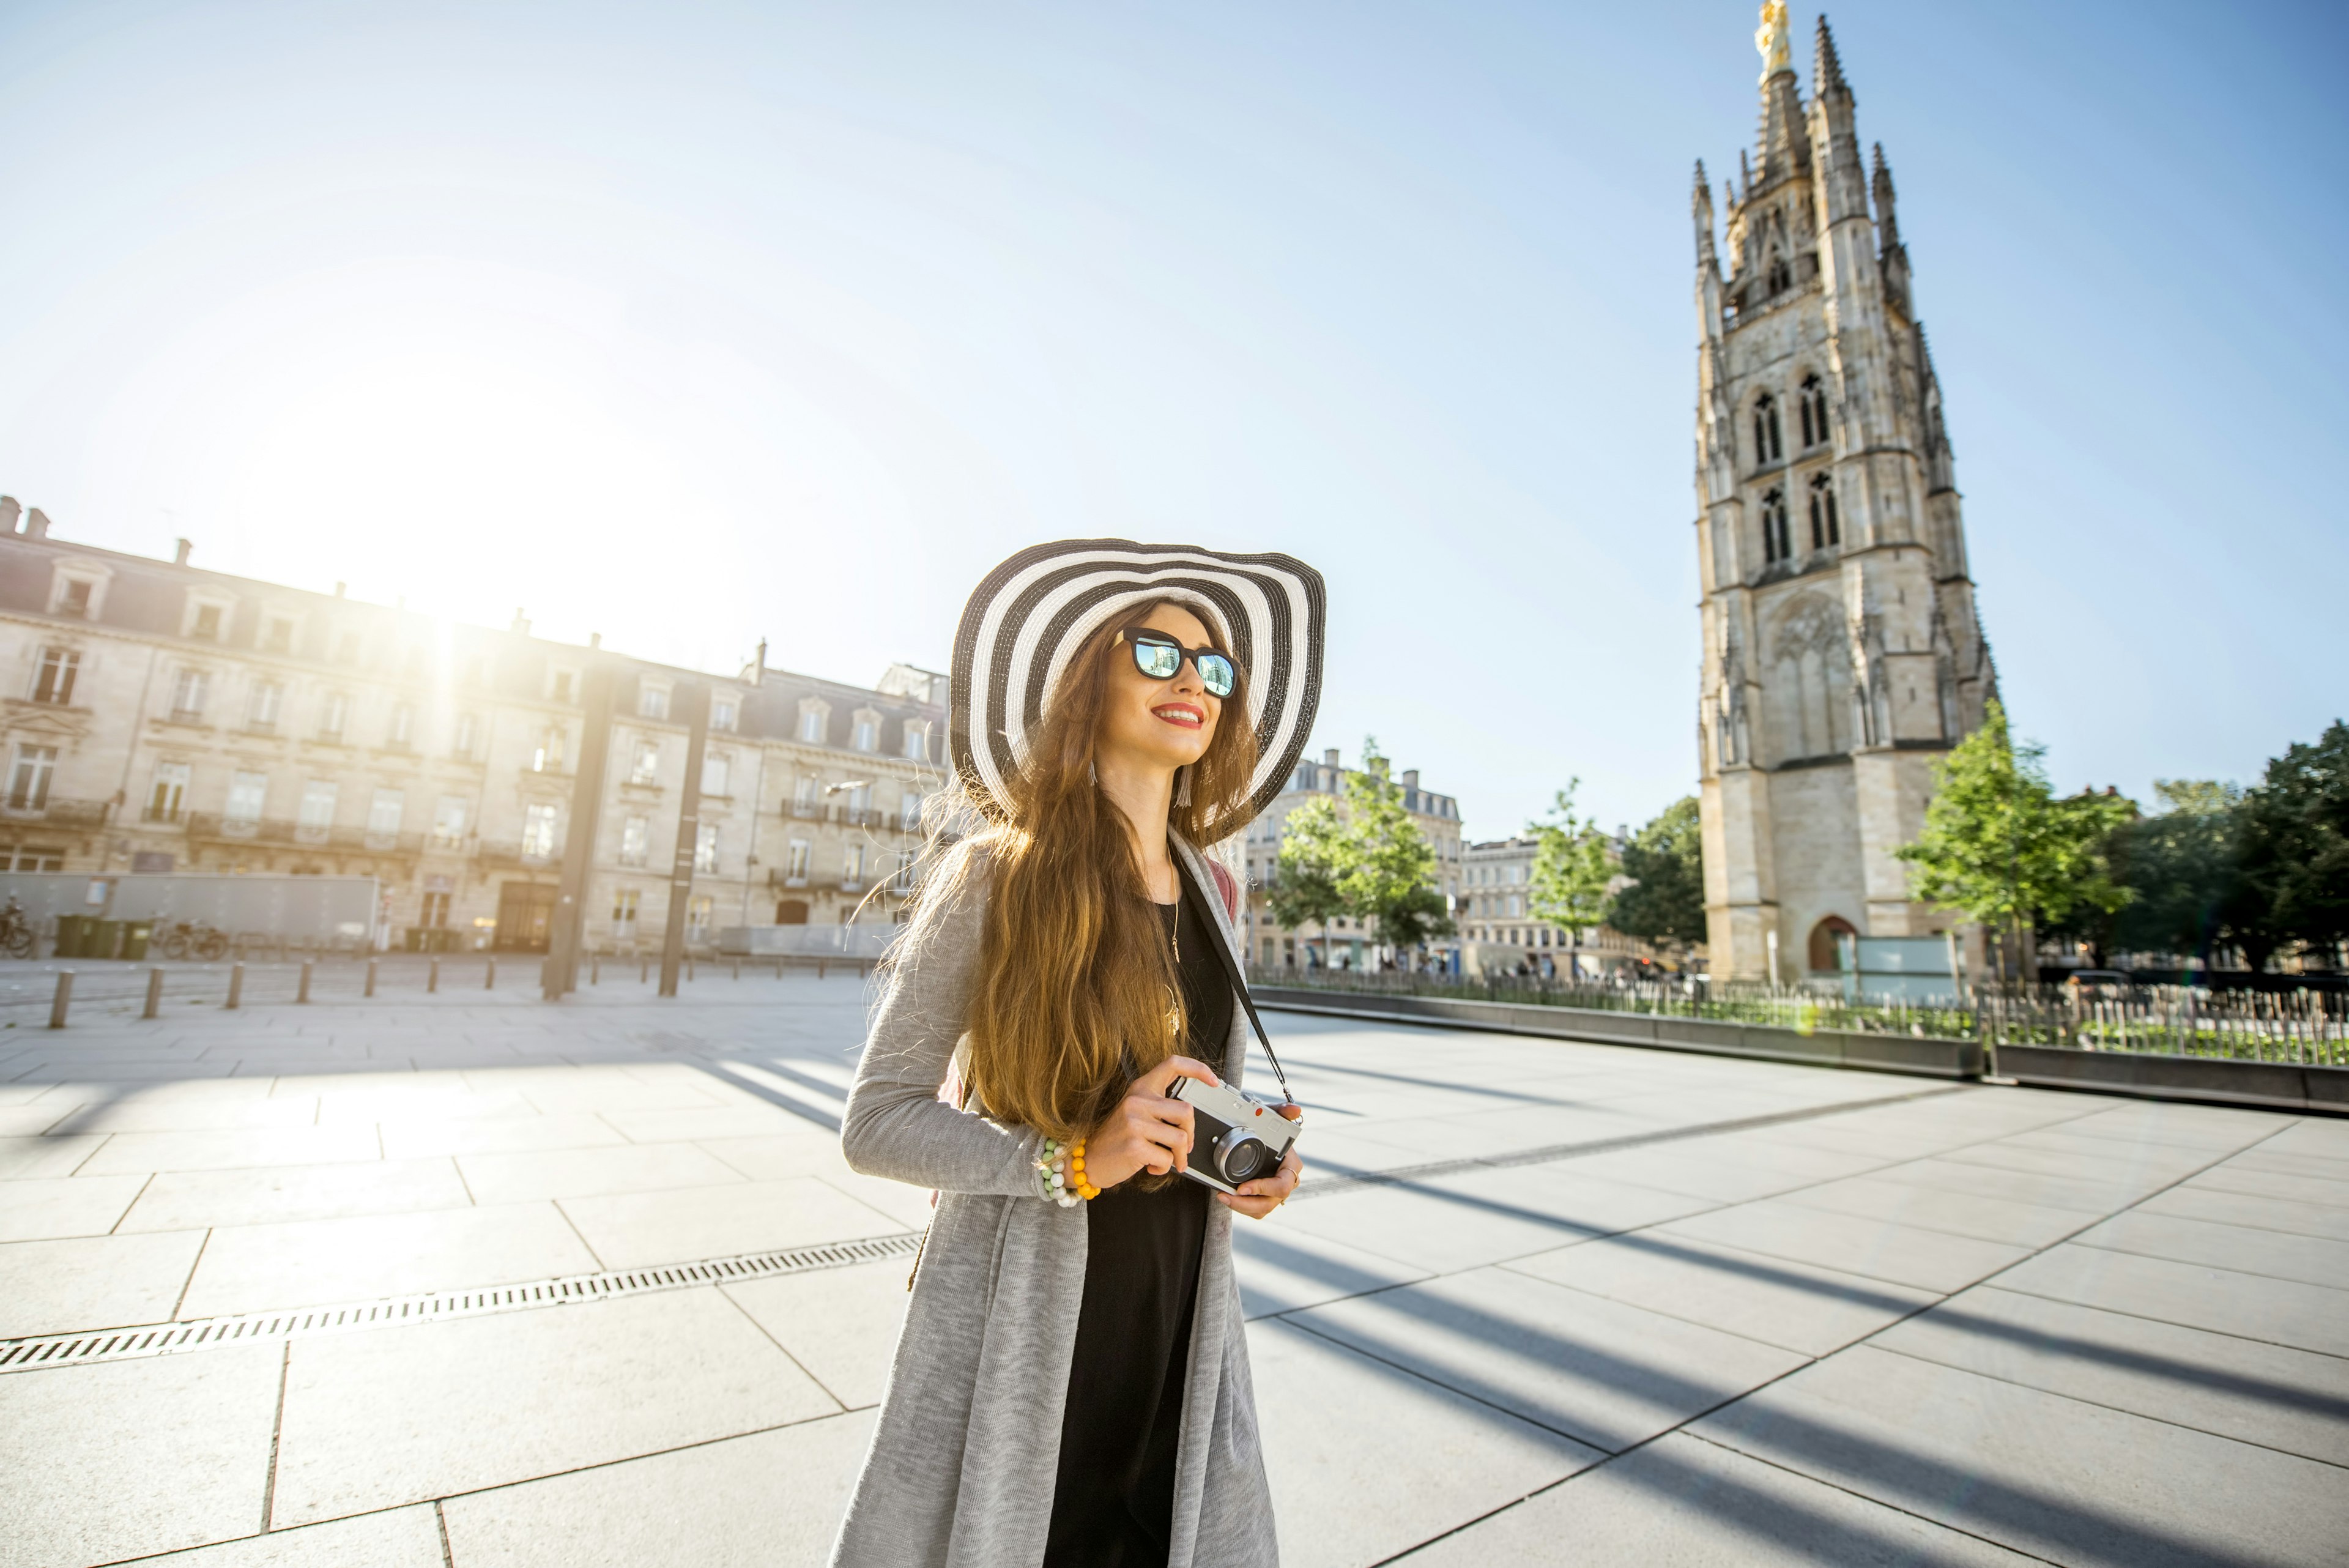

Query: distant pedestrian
(831, 541), (1323, 1568)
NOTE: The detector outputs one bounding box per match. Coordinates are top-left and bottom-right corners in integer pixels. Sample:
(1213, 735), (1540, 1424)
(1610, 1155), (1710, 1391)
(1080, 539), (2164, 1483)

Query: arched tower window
(1799, 374), (1829, 448)
(1808, 915), (1858, 973)
(1761, 488), (1791, 564)
(1766, 251), (1792, 295)
(1753, 393), (1783, 466)
(1808, 472), (1841, 549)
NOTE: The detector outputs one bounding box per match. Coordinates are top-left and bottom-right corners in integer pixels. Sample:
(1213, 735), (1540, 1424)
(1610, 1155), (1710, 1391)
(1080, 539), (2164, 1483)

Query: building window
(420, 890), (451, 929)
(1761, 488), (1792, 564)
(261, 616), (295, 654)
(4, 745), (54, 811)
(610, 888), (639, 938)
(369, 789), (404, 837)
(853, 716), (878, 752)
(618, 814), (650, 867)
(702, 753), (730, 797)
(320, 693), (348, 741)
(1808, 472), (1841, 549)
(629, 740), (660, 786)
(694, 822), (719, 873)
(299, 779), (338, 831)
(798, 708), (825, 745)
(432, 795), (469, 847)
(189, 603), (223, 641)
(31, 647), (78, 705)
(171, 669), (210, 721)
(388, 703), (415, 750)
(901, 789), (923, 831)
(686, 895), (714, 942)
(532, 727), (565, 773)
(1766, 250), (1793, 294)
(892, 849), (916, 893)
(249, 681), (283, 731)
(786, 839), (809, 881)
(1753, 393), (1784, 465)
(793, 775), (819, 814)
(147, 762), (190, 823)
(521, 802), (560, 859)
(1800, 373), (1830, 448)
(454, 712), (481, 760)
(639, 685), (669, 721)
(226, 771), (269, 827)
(845, 844), (867, 885)
(550, 670), (575, 704)
(55, 578), (94, 619)
(711, 697), (737, 732)
(903, 723), (929, 761)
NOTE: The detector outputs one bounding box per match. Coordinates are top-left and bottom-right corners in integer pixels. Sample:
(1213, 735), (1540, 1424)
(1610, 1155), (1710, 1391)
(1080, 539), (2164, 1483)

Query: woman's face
(1096, 602), (1223, 775)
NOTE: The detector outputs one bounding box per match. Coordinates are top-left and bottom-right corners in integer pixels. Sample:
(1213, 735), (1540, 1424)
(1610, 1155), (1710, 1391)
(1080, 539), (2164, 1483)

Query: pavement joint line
(1286, 1082), (1976, 1200)
(0, 1230), (921, 1375)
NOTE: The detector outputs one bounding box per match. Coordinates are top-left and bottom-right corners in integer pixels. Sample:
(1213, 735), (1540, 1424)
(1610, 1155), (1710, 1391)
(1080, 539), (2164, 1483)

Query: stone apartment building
(1459, 836), (1648, 978)
(1239, 746), (1463, 970)
(0, 502), (947, 953)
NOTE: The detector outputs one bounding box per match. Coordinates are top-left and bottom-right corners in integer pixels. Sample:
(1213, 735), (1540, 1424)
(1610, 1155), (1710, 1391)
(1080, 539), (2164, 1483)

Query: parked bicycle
(155, 920), (230, 962)
(0, 897), (34, 960)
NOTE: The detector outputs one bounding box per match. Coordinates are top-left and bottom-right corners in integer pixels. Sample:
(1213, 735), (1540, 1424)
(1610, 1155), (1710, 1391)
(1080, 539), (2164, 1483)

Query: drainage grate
(0, 1230), (921, 1375)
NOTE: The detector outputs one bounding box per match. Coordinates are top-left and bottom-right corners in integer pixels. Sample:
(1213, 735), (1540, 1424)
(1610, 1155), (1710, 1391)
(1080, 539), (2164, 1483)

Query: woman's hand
(1216, 1103), (1303, 1220)
(1082, 1055), (1220, 1191)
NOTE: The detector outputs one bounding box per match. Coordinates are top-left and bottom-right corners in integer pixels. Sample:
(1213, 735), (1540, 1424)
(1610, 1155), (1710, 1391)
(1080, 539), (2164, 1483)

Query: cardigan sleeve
(840, 845), (1048, 1199)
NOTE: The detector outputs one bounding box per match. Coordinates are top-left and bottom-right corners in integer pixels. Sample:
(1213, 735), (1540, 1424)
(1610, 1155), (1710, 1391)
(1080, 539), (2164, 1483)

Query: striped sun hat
(950, 539), (1326, 834)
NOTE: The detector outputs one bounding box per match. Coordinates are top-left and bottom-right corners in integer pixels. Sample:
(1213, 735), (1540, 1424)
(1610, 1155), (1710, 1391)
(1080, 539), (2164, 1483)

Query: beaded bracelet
(1034, 1138), (1082, 1208)
(1071, 1139), (1101, 1201)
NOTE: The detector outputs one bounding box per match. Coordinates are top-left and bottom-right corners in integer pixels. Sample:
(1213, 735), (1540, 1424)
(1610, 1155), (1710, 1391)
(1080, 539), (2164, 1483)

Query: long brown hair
(937, 600), (1258, 1142)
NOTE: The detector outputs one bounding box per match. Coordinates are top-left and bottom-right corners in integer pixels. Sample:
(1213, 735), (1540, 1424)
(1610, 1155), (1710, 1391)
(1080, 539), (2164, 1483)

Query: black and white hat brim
(951, 539), (1326, 832)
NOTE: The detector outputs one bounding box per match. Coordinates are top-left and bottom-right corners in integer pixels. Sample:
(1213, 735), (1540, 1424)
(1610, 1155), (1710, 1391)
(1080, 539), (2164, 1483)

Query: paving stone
(1403, 1430), (2038, 1566)
(2143, 1179), (2349, 1241)
(721, 1261), (911, 1409)
(1274, 1177), (1631, 1274)
(119, 1158), (473, 1233)
(455, 1143), (748, 1204)
(0, 1343), (283, 1568)
(0, 1102), (78, 1135)
(1656, 1199), (2032, 1294)
(1232, 1221), (1431, 1318)
(2052, 1104), (2289, 1153)
(2071, 1208), (2349, 1290)
(2183, 1162), (2349, 1208)
(1853, 1154), (2133, 1214)
(1250, 1317), (1602, 1568)
(1772, 1172), (2096, 1247)
(2265, 1119), (2349, 1159)
(1419, 1161), (1724, 1235)
(1874, 1284), (2349, 1467)
(815, 1169), (939, 1229)
(0, 1228), (207, 1336)
(378, 1112), (629, 1158)
(75, 1126), (384, 1176)
(2225, 1146), (2349, 1183)
(270, 1287), (838, 1525)
(695, 1131), (859, 1182)
(124, 1507), (446, 1567)
(1989, 1128), (2219, 1179)
(1291, 1265), (1805, 1452)
(557, 1176), (906, 1270)
(1695, 1344), (2349, 1567)
(1930, 1139), (2178, 1188)
(45, 1097), (325, 1134)
(178, 1203), (600, 1318)
(0, 1172), (149, 1241)
(1504, 1229), (1936, 1357)
(0, 1134), (106, 1179)
(1994, 1241), (2349, 1358)
(439, 1411), (870, 1567)
(597, 1105), (814, 1143)
(1545, 1145), (1837, 1202)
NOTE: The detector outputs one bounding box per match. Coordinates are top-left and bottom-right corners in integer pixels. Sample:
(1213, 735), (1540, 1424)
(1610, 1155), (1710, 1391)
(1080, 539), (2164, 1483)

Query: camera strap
(1177, 858), (1296, 1109)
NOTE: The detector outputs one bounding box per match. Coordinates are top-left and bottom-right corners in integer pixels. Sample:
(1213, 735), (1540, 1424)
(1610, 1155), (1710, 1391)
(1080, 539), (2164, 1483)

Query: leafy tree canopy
(2239, 719), (2349, 960)
(1607, 795), (1707, 948)
(1269, 737), (1454, 952)
(1527, 779), (1614, 943)
(1267, 794), (1347, 937)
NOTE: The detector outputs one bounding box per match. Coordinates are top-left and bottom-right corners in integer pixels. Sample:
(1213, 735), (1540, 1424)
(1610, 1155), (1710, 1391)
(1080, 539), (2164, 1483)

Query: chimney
(1402, 769), (1420, 790)
(174, 538), (193, 567)
(511, 608), (531, 636)
(0, 497), (20, 535)
(1323, 748), (1340, 768)
(588, 632), (602, 650)
(333, 581), (346, 598)
(24, 508), (51, 540)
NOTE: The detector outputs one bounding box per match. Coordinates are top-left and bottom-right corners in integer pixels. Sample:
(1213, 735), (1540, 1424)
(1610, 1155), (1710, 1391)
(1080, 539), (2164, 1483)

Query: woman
(831, 541), (1327, 1568)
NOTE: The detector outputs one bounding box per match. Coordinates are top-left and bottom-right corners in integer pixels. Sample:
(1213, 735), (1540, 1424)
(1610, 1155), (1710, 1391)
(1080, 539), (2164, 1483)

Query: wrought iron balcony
(477, 838), (565, 867)
(2, 797), (111, 828)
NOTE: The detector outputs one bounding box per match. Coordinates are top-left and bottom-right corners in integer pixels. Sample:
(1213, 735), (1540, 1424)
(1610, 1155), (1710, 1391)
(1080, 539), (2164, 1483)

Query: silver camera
(1167, 1078), (1301, 1194)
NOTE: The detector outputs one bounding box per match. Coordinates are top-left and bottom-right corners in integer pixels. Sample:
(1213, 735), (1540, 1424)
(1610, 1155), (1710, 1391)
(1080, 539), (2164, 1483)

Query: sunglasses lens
(1132, 640), (1182, 680)
(1197, 653), (1236, 697)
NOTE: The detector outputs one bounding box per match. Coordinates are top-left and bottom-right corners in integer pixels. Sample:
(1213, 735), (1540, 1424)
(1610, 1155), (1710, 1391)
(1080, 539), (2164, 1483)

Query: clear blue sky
(0, 1), (2340, 840)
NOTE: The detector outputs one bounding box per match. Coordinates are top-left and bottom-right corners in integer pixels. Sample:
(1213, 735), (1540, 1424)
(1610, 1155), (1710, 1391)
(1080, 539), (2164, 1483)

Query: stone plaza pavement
(2, 966), (2346, 1567)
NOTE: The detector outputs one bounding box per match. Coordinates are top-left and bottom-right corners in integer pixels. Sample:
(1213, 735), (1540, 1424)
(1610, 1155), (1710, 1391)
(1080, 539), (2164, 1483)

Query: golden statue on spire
(1755, 0), (1792, 80)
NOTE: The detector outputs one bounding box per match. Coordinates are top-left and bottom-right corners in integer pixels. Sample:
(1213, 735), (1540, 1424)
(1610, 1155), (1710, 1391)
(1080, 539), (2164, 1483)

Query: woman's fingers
(1220, 1145), (1302, 1219)
(1136, 1055), (1219, 1096)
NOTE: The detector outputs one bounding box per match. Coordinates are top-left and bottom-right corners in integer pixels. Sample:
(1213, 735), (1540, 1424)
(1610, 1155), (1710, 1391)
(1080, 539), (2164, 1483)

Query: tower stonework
(1693, 7), (1995, 981)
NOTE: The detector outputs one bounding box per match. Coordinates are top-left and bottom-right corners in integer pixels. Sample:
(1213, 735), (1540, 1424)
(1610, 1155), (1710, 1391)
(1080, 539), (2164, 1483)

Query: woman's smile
(1152, 702), (1204, 728)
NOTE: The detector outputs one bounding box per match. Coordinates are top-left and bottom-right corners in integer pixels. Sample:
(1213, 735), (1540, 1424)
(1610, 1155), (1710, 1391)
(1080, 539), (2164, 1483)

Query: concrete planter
(1996, 1043), (2349, 1114)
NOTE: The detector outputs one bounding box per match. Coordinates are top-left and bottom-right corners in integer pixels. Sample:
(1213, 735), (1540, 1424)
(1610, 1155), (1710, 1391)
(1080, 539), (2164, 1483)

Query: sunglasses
(1119, 628), (1236, 699)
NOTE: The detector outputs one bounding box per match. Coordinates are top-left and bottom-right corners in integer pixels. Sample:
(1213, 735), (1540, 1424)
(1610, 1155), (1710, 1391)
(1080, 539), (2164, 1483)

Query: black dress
(1042, 877), (1234, 1568)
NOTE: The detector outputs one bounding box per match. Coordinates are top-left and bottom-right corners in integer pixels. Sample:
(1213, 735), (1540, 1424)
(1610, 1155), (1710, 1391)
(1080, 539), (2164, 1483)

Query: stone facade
(0, 507), (946, 953)
(1691, 9), (1996, 981)
(1459, 836), (1646, 978)
(1239, 747), (1463, 970)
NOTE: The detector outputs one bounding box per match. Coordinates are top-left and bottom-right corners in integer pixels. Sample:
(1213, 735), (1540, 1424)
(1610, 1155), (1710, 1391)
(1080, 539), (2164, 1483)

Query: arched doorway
(1808, 915), (1858, 973)
(774, 899), (809, 926)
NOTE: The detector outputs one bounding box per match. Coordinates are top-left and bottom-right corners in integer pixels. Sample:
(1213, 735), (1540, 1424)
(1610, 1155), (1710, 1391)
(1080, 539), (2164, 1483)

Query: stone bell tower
(1693, 4), (1997, 981)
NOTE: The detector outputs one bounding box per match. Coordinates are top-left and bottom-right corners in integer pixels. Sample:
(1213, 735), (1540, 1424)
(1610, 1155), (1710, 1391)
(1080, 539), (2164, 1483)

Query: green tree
(1893, 700), (2136, 979)
(1527, 779), (1615, 951)
(2105, 781), (2248, 966)
(1268, 795), (1348, 965)
(1607, 795), (1707, 951)
(1269, 738), (1454, 963)
(2237, 719), (2349, 969)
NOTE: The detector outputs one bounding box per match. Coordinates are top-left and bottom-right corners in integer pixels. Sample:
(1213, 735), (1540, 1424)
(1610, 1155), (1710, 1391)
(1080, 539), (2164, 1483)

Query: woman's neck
(1094, 749), (1178, 902)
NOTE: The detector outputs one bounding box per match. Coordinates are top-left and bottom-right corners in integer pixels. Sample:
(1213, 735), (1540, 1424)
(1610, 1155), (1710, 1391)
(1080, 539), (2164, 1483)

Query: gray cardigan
(827, 833), (1280, 1568)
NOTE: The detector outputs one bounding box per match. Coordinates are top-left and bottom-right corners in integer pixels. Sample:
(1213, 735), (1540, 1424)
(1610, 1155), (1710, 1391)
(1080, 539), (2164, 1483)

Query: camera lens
(1219, 1132), (1274, 1184)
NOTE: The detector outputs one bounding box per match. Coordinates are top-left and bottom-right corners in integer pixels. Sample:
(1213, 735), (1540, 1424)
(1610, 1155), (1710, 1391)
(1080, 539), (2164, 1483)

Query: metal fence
(1249, 967), (2349, 1068)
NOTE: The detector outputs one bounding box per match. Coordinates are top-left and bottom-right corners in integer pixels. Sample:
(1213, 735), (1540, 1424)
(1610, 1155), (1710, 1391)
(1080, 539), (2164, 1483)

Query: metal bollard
(298, 960), (313, 1004)
(226, 962), (243, 1011)
(486, 956), (496, 990)
(591, 955), (600, 985)
(48, 970), (73, 1028)
(817, 959), (827, 980)
(428, 957), (440, 994)
(143, 967), (164, 1020)
(365, 958), (377, 997)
